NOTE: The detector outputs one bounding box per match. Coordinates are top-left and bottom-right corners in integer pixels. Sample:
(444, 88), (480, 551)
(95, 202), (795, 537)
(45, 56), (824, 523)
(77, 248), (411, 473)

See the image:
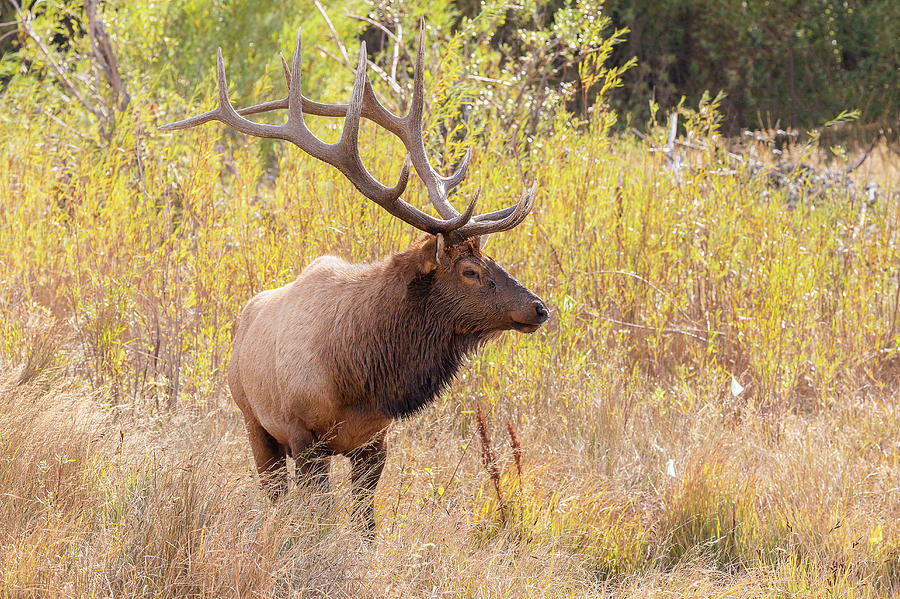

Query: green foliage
(604, 0), (900, 131)
(346, 0), (633, 166)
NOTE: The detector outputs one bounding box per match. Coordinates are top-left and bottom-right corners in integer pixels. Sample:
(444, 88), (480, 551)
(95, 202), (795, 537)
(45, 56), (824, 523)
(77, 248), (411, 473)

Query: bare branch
(591, 269), (698, 326)
(0, 27), (19, 44)
(391, 21), (401, 84)
(601, 316), (712, 343)
(7, 0), (105, 122)
(313, 44), (355, 75)
(665, 112), (680, 170)
(844, 138), (877, 175)
(344, 12), (415, 70)
(315, 44), (403, 98)
(469, 74), (513, 87)
(313, 0), (351, 67)
(84, 0), (130, 111)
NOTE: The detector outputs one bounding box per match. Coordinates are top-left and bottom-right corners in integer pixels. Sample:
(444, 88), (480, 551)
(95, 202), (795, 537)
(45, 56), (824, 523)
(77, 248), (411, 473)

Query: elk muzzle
(509, 297), (550, 333)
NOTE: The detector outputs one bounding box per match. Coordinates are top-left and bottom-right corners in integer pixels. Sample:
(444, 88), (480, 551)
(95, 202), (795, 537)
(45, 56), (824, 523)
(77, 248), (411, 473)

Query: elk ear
(420, 234), (446, 273)
(476, 234), (491, 252)
(434, 234), (448, 265)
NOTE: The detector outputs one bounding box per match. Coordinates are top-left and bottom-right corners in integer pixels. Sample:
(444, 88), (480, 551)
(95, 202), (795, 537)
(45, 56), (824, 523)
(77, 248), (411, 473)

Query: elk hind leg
(349, 432), (387, 534)
(242, 412), (287, 501)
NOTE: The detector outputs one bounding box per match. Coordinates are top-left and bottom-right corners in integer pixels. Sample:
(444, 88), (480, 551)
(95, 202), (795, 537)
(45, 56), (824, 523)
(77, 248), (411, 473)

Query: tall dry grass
(1, 90), (899, 596)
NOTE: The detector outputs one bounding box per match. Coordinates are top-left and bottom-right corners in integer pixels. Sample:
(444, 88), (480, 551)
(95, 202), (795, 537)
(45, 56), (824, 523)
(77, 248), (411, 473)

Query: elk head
(410, 234), (548, 336)
(160, 21), (548, 334)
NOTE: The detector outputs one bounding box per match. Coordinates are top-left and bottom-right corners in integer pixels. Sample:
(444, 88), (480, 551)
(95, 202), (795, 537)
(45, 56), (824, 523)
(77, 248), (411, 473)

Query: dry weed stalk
(506, 419), (523, 478)
(474, 401), (506, 525)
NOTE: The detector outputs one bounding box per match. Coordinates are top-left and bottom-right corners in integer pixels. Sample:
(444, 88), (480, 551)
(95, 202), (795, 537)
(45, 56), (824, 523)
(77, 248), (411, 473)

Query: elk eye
(462, 268), (478, 279)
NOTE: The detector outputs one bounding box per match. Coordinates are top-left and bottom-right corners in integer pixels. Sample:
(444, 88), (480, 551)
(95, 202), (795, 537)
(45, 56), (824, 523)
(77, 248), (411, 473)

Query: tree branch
(84, 0), (130, 111)
(7, 0), (105, 122)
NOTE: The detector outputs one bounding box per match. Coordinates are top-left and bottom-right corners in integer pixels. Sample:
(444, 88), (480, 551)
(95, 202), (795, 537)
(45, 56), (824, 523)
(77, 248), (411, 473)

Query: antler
(160, 21), (536, 244)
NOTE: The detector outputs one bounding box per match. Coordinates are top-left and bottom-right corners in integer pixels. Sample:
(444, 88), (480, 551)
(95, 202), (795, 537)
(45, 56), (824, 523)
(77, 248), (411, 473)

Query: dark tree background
(453, 0), (899, 133)
(602, 0), (900, 133)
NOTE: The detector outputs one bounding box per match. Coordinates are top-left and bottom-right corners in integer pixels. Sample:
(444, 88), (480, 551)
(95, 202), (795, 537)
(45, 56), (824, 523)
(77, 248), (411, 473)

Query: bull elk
(161, 25), (548, 531)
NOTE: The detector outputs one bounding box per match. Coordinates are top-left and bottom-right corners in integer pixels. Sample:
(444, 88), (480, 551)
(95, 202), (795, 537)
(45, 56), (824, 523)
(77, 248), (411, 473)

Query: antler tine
(461, 180), (541, 225)
(339, 43), (368, 153)
(280, 53), (290, 87)
(330, 41), (411, 205)
(442, 147), (472, 190)
(160, 30), (410, 206)
(408, 18), (427, 126)
(372, 171), (479, 236)
(398, 18), (473, 221)
(161, 46), (293, 140)
(161, 21), (473, 220)
(158, 48), (285, 132)
(214, 48), (288, 140)
(286, 28), (305, 127)
(447, 183), (537, 243)
(340, 42), (486, 235)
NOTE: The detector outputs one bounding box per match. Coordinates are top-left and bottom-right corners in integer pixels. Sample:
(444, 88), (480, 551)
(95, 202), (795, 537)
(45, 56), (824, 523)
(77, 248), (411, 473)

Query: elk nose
(534, 301), (549, 323)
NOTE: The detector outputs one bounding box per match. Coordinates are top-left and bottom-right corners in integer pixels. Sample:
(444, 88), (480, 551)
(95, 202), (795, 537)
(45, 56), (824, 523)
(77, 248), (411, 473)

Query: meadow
(2, 1), (900, 596)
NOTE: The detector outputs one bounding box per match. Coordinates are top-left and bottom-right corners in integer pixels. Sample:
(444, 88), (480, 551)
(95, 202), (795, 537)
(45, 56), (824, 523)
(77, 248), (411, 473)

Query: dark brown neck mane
(326, 244), (492, 419)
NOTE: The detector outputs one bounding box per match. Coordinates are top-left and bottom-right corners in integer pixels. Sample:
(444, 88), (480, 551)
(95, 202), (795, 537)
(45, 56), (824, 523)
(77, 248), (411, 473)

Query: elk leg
(290, 431), (331, 494)
(349, 433), (387, 533)
(242, 413), (287, 501)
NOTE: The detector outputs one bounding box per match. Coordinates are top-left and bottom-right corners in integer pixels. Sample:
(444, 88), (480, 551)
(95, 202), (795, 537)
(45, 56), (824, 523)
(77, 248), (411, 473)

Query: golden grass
(1, 97), (899, 596)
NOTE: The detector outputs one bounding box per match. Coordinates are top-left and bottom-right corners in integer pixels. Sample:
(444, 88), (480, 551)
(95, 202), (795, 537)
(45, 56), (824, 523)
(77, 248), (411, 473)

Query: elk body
(162, 26), (548, 531)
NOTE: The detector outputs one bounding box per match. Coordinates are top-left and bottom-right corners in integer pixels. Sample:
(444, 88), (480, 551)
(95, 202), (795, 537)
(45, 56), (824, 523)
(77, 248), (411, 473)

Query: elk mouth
(510, 320), (542, 333)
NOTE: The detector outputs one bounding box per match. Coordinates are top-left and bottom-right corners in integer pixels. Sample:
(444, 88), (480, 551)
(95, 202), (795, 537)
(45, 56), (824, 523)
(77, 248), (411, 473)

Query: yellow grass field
(2, 66), (900, 596)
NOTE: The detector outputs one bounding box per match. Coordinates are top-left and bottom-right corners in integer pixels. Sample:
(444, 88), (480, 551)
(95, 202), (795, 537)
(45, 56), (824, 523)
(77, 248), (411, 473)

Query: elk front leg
(349, 432), (387, 533)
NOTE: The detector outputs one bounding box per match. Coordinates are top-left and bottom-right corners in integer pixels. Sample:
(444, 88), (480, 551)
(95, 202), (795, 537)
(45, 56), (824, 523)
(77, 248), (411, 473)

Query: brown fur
(228, 235), (547, 530)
